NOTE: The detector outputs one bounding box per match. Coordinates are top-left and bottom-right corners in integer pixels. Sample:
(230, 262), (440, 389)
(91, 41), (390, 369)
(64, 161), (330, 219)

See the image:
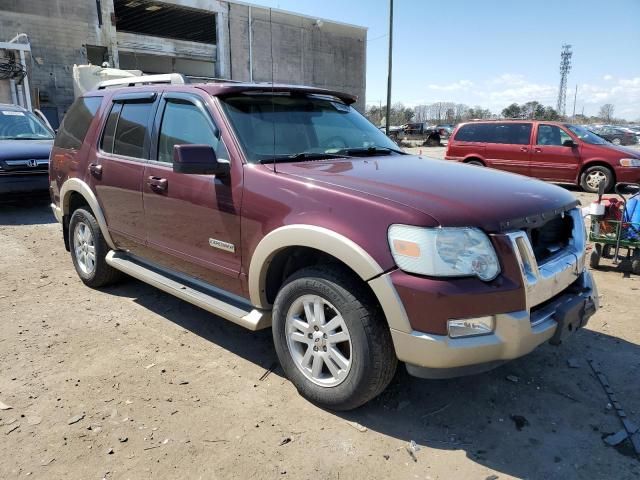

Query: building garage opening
(114, 0), (216, 44)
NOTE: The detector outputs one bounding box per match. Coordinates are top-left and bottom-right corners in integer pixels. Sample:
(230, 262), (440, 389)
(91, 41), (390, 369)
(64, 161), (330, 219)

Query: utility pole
(385, 0), (393, 136)
(572, 84), (578, 119)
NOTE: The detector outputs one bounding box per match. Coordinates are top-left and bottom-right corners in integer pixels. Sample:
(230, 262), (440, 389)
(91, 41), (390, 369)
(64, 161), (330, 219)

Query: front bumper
(385, 208), (599, 378)
(392, 269), (597, 378)
(0, 173), (49, 195)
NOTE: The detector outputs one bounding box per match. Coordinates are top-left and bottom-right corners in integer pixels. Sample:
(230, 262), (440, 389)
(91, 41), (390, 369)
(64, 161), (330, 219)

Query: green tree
(502, 103), (522, 118)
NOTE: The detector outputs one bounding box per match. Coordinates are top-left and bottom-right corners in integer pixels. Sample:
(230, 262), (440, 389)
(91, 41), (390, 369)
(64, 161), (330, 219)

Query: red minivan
(445, 120), (640, 192)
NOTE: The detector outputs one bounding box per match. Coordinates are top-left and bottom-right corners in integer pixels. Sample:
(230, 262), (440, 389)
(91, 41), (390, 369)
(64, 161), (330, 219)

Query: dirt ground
(1, 164), (640, 479)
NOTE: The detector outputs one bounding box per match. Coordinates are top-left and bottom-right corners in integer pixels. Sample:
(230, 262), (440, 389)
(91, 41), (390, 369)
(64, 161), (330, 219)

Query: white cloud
(396, 74), (640, 120)
(426, 80), (473, 91)
(481, 74), (640, 119)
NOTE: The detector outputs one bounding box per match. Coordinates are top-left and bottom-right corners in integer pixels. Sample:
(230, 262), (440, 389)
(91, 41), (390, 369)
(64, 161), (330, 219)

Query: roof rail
(97, 73), (187, 90)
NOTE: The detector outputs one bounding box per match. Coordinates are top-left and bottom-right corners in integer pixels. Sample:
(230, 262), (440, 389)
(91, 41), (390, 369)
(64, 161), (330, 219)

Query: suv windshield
(0, 109), (54, 140)
(219, 93), (401, 163)
(566, 124), (607, 145)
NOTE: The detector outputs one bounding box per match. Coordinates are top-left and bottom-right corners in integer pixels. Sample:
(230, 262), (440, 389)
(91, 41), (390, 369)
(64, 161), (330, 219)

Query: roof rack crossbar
(97, 73), (187, 90)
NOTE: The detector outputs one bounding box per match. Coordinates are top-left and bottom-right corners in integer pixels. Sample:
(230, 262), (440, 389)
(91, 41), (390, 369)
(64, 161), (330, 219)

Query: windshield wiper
(333, 146), (405, 156)
(258, 152), (347, 164)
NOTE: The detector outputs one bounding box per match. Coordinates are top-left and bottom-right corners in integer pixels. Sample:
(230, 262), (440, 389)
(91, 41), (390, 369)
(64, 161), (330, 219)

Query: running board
(105, 251), (271, 331)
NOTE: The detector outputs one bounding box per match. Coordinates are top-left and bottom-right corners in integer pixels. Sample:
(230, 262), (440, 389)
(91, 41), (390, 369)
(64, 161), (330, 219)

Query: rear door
(531, 124), (581, 182)
(142, 91), (244, 295)
(91, 91), (158, 252)
(483, 123), (532, 176)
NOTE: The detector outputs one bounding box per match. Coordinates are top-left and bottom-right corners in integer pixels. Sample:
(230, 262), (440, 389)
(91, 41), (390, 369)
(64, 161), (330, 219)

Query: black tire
(602, 244), (614, 259)
(272, 265), (397, 411)
(466, 160), (484, 166)
(589, 244), (602, 269)
(69, 208), (122, 288)
(423, 134), (440, 147)
(580, 165), (614, 193)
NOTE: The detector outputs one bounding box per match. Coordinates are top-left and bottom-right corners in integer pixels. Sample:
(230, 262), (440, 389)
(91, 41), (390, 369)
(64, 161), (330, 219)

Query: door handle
(89, 163), (103, 178)
(147, 176), (168, 192)
(519, 147), (528, 152)
(534, 147), (542, 153)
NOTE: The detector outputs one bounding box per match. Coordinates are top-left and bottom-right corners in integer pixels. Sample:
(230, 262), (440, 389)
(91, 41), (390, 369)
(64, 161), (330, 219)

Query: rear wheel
(589, 243), (602, 269)
(580, 165), (614, 193)
(272, 266), (397, 410)
(69, 208), (122, 288)
(611, 137), (622, 146)
(466, 159), (484, 166)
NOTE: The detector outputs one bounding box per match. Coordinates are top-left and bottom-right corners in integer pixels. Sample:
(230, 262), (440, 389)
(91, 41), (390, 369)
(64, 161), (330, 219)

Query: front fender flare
(248, 225), (412, 333)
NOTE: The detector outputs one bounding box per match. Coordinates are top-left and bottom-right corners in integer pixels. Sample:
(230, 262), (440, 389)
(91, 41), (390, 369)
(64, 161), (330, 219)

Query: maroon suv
(50, 83), (598, 410)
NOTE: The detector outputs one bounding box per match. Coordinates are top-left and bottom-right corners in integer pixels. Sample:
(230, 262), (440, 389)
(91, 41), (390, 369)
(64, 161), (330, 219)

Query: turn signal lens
(392, 239), (421, 257)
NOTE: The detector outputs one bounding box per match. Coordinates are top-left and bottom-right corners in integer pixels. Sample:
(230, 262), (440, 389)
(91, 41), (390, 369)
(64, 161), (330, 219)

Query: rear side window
(54, 97), (102, 149)
(454, 123), (492, 142)
(100, 102), (153, 158)
(454, 123), (531, 145)
(492, 123), (531, 145)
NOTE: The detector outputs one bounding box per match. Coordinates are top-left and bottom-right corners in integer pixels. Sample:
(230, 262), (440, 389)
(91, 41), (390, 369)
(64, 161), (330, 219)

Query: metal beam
(0, 41), (31, 52)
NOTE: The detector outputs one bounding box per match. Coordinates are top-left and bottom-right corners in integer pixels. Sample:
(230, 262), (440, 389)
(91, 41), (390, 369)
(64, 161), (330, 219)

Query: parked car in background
(445, 120), (640, 192)
(590, 125), (637, 146)
(50, 83), (598, 410)
(0, 103), (55, 196)
(401, 122), (441, 145)
(436, 124), (455, 138)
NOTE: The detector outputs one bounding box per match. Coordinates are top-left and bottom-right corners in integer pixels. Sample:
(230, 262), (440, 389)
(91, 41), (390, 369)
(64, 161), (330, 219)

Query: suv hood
(0, 139), (53, 161)
(276, 155), (578, 232)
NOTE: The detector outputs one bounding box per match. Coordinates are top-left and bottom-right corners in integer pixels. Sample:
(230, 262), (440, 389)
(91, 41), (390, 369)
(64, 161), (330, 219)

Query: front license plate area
(549, 296), (595, 345)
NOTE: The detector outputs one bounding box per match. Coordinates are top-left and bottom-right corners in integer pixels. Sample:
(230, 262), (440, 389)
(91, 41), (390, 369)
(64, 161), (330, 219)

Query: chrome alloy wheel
(586, 170), (607, 190)
(73, 221), (96, 275)
(285, 294), (352, 387)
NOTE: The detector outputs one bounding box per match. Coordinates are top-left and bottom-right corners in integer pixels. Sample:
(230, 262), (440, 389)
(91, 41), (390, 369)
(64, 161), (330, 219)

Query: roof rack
(97, 73), (187, 90)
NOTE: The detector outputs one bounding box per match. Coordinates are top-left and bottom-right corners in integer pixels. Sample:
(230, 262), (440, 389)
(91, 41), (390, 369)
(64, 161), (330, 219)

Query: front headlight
(388, 225), (500, 281)
(620, 158), (640, 167)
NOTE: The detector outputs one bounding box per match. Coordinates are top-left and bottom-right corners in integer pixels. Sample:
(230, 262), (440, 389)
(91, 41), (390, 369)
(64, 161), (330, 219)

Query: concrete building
(0, 0), (367, 127)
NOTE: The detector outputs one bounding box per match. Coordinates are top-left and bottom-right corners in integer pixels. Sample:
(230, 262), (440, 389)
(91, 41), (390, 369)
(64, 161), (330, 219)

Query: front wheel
(580, 166), (614, 193)
(272, 266), (397, 410)
(611, 137), (622, 146)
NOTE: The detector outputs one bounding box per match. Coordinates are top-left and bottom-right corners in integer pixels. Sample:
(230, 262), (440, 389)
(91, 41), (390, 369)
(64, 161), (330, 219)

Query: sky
(245, 0), (640, 120)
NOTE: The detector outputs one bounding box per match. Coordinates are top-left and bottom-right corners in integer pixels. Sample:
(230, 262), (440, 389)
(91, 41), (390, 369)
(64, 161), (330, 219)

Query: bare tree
(598, 104), (615, 122)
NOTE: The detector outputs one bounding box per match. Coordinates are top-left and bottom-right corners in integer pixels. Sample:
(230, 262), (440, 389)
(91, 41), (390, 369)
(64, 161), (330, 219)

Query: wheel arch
(248, 225), (412, 333)
(463, 156), (486, 166)
(60, 178), (116, 250)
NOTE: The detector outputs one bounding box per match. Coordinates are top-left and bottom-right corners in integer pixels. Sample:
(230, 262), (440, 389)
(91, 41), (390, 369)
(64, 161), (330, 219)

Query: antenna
(270, 8), (276, 173)
(556, 44), (572, 117)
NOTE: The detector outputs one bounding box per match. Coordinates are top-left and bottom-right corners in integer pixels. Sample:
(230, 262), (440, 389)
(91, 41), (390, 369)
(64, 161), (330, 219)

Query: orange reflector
(392, 239), (421, 257)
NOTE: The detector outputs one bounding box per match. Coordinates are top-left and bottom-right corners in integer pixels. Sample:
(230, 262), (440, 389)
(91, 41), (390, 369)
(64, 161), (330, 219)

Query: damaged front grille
(526, 214), (574, 264)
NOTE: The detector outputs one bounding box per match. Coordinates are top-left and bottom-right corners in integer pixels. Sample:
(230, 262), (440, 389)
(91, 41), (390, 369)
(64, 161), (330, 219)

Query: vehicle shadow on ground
(0, 196), (55, 225)
(107, 277), (640, 479)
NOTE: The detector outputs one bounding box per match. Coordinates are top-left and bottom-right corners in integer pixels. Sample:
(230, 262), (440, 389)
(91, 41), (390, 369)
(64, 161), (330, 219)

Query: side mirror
(563, 139), (578, 148)
(172, 144), (229, 176)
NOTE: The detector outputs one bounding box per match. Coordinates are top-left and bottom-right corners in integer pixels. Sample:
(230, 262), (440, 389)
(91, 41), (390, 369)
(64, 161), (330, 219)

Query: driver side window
(158, 100), (229, 163)
(536, 124), (572, 146)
